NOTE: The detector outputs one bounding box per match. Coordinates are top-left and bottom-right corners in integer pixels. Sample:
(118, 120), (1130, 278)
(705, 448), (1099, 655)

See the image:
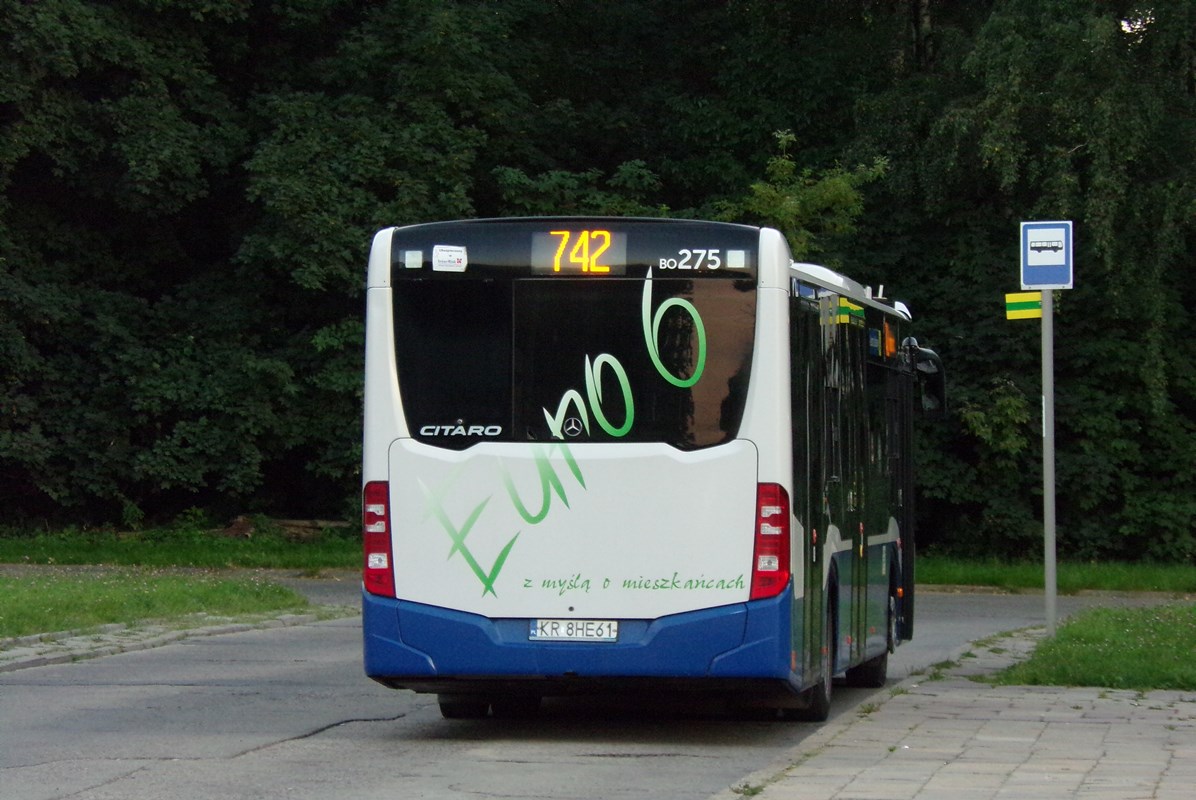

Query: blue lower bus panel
(363, 590), (796, 694)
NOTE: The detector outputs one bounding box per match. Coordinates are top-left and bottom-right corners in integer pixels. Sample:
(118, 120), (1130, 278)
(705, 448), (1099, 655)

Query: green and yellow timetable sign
(1005, 291), (1042, 320)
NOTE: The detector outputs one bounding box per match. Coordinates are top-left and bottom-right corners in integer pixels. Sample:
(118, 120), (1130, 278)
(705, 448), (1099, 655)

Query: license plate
(530, 619), (618, 642)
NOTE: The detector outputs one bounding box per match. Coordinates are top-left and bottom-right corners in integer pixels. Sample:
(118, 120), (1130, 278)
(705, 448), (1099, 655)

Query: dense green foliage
(2, 1), (1194, 561)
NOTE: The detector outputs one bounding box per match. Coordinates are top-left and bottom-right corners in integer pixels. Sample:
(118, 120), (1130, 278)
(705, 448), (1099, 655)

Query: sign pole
(1019, 219), (1071, 637)
(1041, 290), (1057, 636)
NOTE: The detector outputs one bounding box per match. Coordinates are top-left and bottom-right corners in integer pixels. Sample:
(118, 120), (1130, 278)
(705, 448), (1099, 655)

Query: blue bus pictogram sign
(1020, 221), (1073, 290)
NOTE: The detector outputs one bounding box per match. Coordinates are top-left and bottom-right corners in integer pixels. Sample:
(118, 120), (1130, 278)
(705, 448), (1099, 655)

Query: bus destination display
(530, 227), (749, 276)
(531, 229), (627, 274)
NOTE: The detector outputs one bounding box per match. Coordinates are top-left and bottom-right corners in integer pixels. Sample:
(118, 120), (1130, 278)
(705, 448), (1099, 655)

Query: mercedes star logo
(563, 417), (584, 437)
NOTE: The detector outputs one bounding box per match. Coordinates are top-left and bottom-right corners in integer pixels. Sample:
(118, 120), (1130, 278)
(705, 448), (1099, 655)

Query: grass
(0, 569), (311, 639)
(0, 517), (355, 640)
(918, 556), (1196, 594)
(0, 521), (358, 570)
(992, 604), (1196, 691)
(922, 557), (1196, 690)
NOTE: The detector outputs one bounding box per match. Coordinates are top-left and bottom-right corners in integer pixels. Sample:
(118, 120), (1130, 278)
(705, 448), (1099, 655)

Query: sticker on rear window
(433, 245), (467, 272)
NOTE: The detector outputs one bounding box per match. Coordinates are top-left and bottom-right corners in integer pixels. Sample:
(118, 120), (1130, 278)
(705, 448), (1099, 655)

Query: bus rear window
(393, 275), (755, 450)
(393, 279), (512, 444)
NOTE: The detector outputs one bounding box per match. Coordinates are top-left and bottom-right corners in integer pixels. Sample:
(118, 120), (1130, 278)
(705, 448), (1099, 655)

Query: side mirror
(904, 338), (946, 417)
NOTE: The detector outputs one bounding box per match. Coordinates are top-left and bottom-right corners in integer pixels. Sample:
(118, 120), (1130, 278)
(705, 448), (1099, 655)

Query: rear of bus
(361, 218), (798, 714)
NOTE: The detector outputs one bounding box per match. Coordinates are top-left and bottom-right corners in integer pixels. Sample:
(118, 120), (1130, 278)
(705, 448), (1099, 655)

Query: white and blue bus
(361, 218), (944, 719)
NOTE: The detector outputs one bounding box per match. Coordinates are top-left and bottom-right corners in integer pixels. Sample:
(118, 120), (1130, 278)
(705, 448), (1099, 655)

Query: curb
(0, 609), (356, 673)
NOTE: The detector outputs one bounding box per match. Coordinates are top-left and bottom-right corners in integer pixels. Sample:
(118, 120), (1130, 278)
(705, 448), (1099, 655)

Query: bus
(361, 217), (944, 720)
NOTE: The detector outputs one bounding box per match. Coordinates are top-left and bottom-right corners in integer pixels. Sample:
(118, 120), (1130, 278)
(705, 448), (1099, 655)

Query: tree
(718, 130), (888, 263)
(847, 0), (1196, 559)
(3, 0), (1194, 560)
(0, 0), (273, 522)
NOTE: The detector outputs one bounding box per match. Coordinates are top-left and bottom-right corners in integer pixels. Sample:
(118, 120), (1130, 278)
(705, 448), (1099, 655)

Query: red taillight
(750, 483), (791, 600)
(362, 481), (396, 597)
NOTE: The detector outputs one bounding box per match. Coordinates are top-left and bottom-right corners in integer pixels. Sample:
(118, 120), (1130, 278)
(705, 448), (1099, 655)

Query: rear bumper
(363, 588), (798, 696)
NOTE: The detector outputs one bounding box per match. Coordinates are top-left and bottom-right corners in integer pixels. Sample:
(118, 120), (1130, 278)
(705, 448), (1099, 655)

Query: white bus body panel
(363, 227), (406, 482)
(387, 439), (759, 619)
(740, 227), (799, 597)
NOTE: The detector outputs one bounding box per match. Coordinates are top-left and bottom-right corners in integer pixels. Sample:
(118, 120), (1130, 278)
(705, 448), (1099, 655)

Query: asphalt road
(0, 577), (1177, 800)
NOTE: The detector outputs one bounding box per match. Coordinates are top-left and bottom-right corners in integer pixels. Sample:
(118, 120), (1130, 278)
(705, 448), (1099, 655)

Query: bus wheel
(845, 591), (893, 689)
(786, 601), (834, 721)
(490, 695), (541, 719)
(437, 694), (490, 719)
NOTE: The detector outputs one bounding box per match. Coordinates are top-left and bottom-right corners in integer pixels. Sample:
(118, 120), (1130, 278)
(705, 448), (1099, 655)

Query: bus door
(791, 290), (826, 687)
(818, 292), (861, 671)
(862, 323), (897, 658)
(893, 351), (919, 640)
(842, 308), (868, 668)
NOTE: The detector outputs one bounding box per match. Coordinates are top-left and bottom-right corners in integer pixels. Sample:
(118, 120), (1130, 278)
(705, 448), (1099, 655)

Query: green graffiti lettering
(585, 354), (634, 436)
(641, 271), (707, 388)
(540, 573), (591, 596)
(549, 441), (586, 489)
(483, 533), (521, 598)
(419, 478), (518, 597)
(543, 388), (589, 439)
(543, 354), (633, 440)
(502, 443), (586, 524)
(619, 572), (746, 591)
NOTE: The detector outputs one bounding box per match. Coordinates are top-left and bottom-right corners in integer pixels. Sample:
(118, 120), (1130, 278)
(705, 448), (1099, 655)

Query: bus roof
(790, 261), (912, 321)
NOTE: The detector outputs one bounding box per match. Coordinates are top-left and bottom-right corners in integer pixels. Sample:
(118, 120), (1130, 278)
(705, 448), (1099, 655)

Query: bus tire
(845, 588), (894, 689)
(786, 599), (835, 721)
(844, 647), (888, 688)
(490, 695), (541, 719)
(437, 694), (490, 719)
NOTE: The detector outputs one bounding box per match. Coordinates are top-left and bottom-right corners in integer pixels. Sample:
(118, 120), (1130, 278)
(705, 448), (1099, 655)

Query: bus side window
(903, 338), (946, 418)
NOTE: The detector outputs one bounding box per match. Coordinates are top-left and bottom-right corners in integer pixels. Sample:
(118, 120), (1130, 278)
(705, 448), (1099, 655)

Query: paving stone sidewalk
(717, 631), (1196, 800)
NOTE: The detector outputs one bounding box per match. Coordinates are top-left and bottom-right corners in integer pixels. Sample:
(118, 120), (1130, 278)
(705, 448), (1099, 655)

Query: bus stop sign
(1020, 220), (1073, 290)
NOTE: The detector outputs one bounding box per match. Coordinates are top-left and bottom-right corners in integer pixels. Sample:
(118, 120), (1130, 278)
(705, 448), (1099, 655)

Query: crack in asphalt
(231, 712), (409, 758)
